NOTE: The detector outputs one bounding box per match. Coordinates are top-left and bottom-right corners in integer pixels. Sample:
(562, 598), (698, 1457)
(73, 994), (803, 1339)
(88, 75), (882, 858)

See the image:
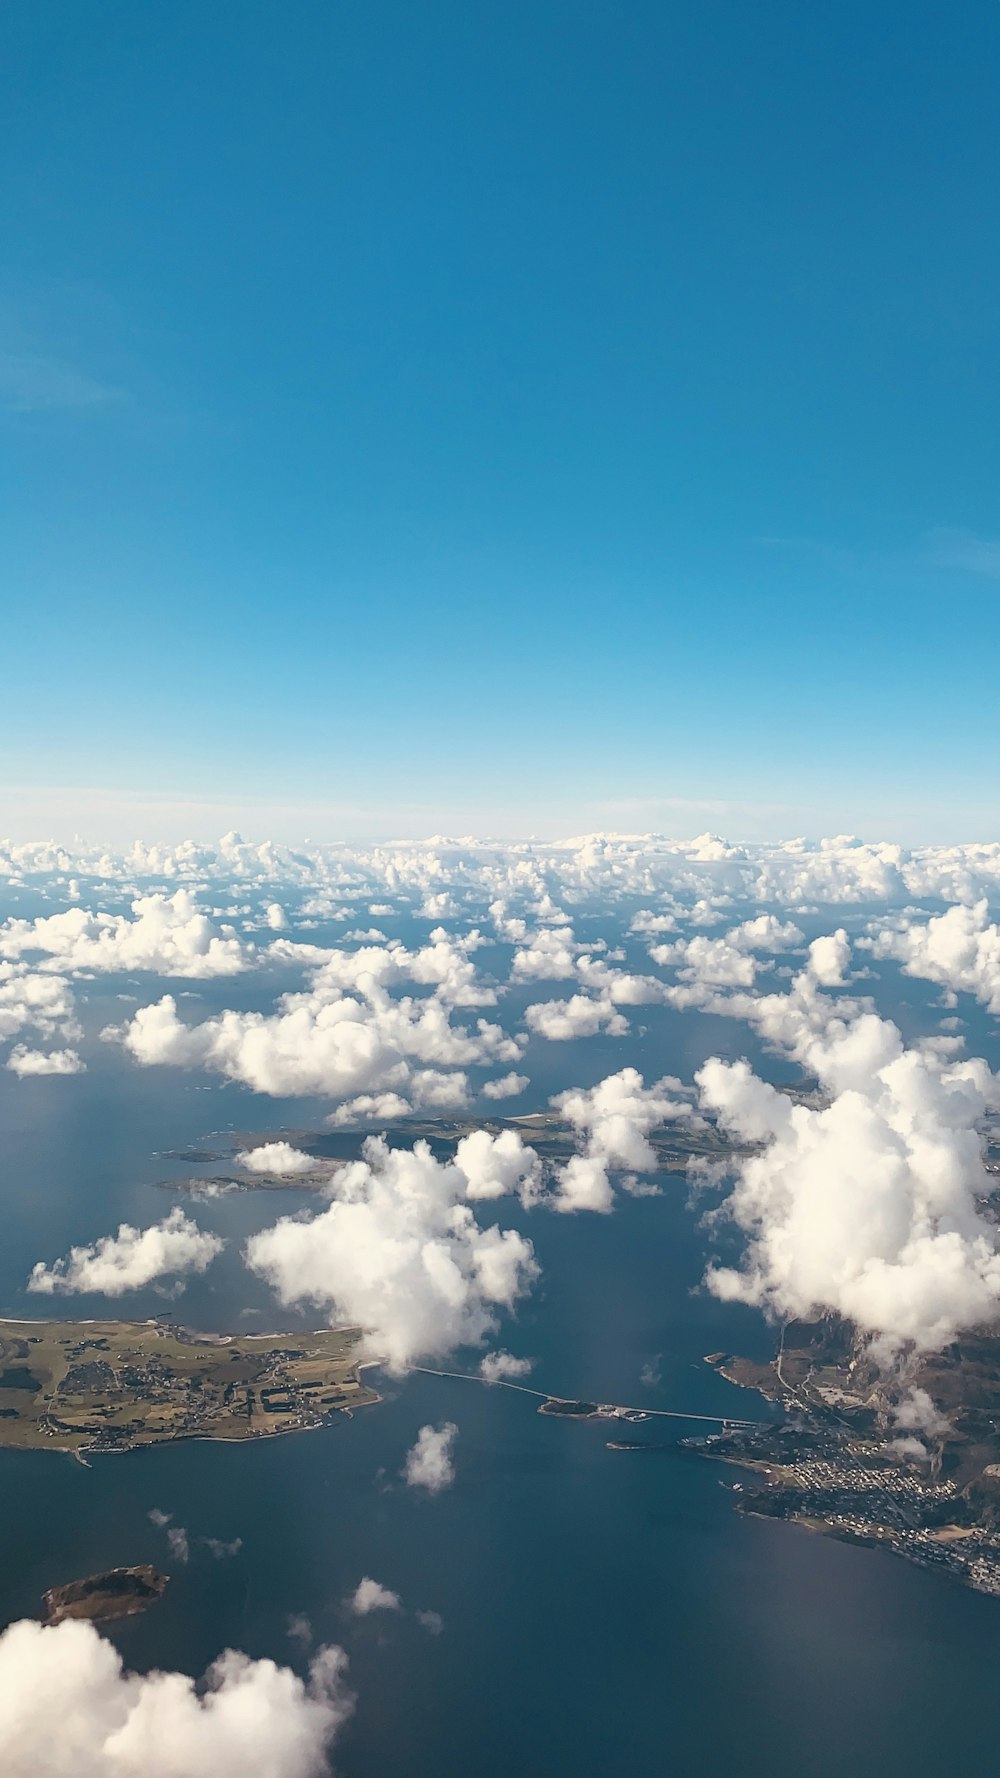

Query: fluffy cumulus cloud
(698, 1027), (1000, 1354)
(6, 1044), (84, 1077)
(108, 979), (519, 1107)
(0, 1618), (352, 1778)
(245, 1137), (538, 1371)
(273, 927), (495, 1007)
(403, 1422), (457, 1492)
(452, 1129), (542, 1201)
(28, 1208), (224, 1297)
(0, 965), (80, 1048)
(480, 1349), (534, 1381)
(549, 1068), (695, 1213)
(481, 1071), (529, 1100)
(327, 1092), (413, 1126)
(240, 1142), (318, 1175)
(348, 1578), (401, 1616)
(511, 926), (582, 981)
(867, 900), (1000, 1013)
(0, 890), (248, 977)
(524, 992), (628, 1042)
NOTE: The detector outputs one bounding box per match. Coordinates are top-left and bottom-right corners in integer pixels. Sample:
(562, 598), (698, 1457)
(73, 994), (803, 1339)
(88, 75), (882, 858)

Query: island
(684, 1317), (1000, 1595)
(0, 1319), (377, 1454)
(159, 1105), (762, 1196)
(42, 1565), (168, 1625)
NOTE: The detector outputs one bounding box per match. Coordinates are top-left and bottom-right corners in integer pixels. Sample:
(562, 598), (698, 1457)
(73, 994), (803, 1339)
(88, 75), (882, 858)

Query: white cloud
(524, 993), (628, 1041)
(725, 915), (805, 952)
(327, 1092), (412, 1126)
(273, 927), (495, 1007)
(866, 900), (1000, 1013)
(805, 930), (851, 987)
(0, 1618), (352, 1778)
(265, 903), (287, 931)
(548, 1067), (695, 1213)
(6, 1045), (85, 1077)
(697, 1030), (1000, 1354)
(0, 891), (249, 977)
(628, 909), (678, 935)
(403, 1422), (457, 1492)
(649, 934), (759, 989)
(410, 1069), (470, 1109)
(480, 1349), (534, 1381)
(548, 1154), (617, 1214)
(202, 1537), (243, 1560)
(28, 1208), (224, 1297)
(893, 1388), (950, 1442)
(453, 1129), (541, 1201)
(481, 1072), (529, 1100)
(245, 1137), (538, 1372)
(511, 927), (581, 981)
(348, 1577), (401, 1616)
(167, 1526), (191, 1564)
(109, 982), (518, 1104)
(240, 1142), (318, 1176)
(0, 966), (80, 1046)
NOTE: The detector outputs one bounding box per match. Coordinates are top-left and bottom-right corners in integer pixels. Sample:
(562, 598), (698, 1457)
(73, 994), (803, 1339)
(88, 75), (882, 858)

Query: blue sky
(3, 1), (999, 842)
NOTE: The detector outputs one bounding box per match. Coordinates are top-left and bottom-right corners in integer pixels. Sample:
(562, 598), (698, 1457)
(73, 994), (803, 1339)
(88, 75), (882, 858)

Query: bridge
(413, 1365), (764, 1427)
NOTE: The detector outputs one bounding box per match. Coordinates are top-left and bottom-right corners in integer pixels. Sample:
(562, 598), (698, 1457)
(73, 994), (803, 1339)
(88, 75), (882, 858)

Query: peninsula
(684, 1317), (1000, 1595)
(0, 1319), (376, 1454)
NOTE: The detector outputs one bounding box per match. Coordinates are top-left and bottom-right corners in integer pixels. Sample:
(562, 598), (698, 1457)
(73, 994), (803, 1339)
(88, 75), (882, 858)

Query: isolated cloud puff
(240, 1142), (317, 1175)
(403, 1422), (457, 1492)
(481, 1072), (529, 1100)
(327, 1092), (412, 1126)
(28, 1207), (223, 1296)
(480, 1350), (534, 1381)
(524, 993), (628, 1041)
(6, 1045), (84, 1077)
(0, 1617), (352, 1778)
(348, 1578), (401, 1616)
(245, 1137), (538, 1371)
(0, 890), (248, 977)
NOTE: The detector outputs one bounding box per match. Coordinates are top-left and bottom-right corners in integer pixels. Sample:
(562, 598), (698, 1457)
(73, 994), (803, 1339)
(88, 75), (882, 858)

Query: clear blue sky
(3, 1), (999, 841)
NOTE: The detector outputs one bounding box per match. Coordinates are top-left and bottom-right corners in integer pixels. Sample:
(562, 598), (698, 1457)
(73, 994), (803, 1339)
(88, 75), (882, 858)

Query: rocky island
(42, 1565), (168, 1625)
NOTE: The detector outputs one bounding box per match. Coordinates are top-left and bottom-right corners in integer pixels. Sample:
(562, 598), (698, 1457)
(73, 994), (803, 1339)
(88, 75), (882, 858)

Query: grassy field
(0, 1319), (376, 1452)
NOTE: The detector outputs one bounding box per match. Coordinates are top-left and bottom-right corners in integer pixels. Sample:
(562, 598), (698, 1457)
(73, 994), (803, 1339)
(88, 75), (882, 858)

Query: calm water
(2, 923), (1000, 1775)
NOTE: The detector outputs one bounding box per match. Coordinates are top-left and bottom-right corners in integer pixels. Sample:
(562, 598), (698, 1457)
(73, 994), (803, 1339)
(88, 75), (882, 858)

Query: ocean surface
(3, 902), (1000, 1775)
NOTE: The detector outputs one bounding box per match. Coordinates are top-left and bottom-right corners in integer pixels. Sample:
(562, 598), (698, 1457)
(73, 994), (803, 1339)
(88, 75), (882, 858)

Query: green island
(42, 1565), (168, 1625)
(683, 1317), (1000, 1595)
(0, 1319), (377, 1454)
